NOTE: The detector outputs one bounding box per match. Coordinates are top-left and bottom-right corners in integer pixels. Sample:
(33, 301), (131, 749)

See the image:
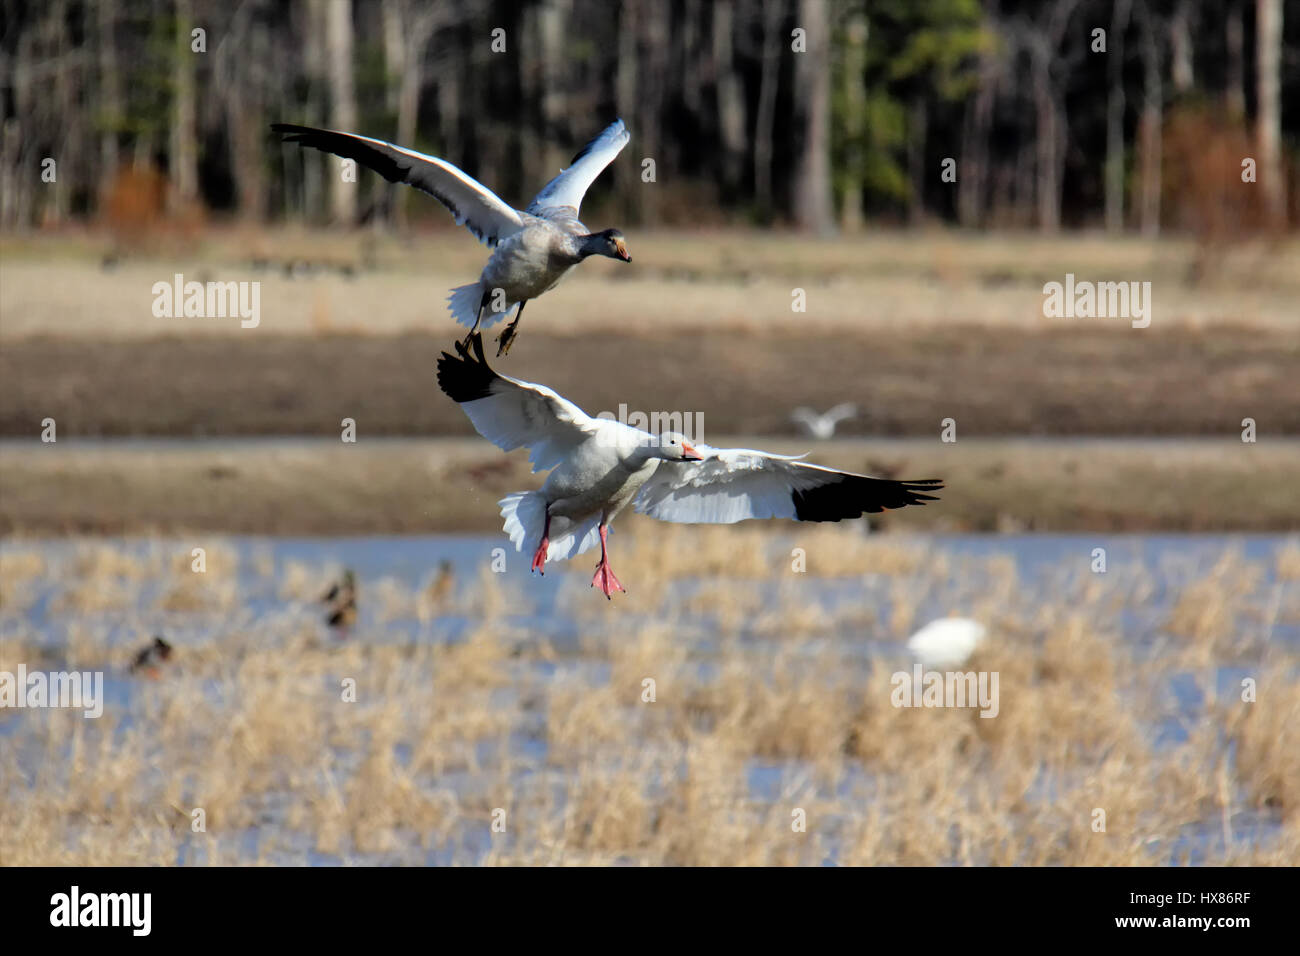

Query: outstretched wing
(436, 333), (600, 472)
(636, 445), (942, 524)
(526, 120), (630, 219)
(825, 403), (858, 424)
(272, 124), (524, 246)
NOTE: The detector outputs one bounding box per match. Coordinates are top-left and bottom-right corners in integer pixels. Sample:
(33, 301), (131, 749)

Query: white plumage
(791, 403), (857, 440)
(438, 335), (943, 598)
(906, 618), (987, 669)
(273, 120), (632, 353)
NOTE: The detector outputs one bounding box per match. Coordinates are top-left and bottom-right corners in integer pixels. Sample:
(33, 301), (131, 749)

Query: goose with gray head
(272, 120), (632, 355)
(438, 334), (945, 598)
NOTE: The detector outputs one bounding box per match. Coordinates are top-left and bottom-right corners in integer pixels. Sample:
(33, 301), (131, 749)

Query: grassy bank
(2, 437), (1297, 536)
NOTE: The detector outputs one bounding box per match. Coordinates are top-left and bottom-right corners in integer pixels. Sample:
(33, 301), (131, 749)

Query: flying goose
(437, 334), (943, 598)
(271, 120), (632, 355)
(791, 403), (858, 440)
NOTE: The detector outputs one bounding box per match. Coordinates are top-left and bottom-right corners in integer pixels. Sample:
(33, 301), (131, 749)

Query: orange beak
(680, 442), (702, 461)
(614, 238), (631, 262)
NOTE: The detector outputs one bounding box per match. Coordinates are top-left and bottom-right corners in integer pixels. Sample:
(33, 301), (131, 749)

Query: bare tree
(1169, 0), (1193, 94)
(1105, 0), (1133, 232)
(325, 0), (357, 224)
(753, 0), (784, 218)
(222, 1), (268, 221)
(838, 11), (867, 232)
(712, 0), (748, 196)
(169, 0), (199, 216)
(794, 0), (834, 232)
(1225, 1), (1246, 119)
(98, 0), (123, 200)
(1135, 0), (1163, 236)
(383, 0), (442, 227)
(1009, 1), (1082, 232)
(959, 44), (999, 228)
(1256, 0), (1285, 226)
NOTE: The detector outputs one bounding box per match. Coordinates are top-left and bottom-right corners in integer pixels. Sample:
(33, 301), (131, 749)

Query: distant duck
(322, 569), (357, 637)
(906, 618), (987, 670)
(791, 403), (857, 440)
(426, 560), (455, 607)
(130, 636), (173, 679)
(272, 119), (632, 356)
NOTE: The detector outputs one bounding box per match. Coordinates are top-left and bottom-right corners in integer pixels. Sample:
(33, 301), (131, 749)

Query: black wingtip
(270, 122), (310, 140)
(437, 333), (497, 402)
(793, 476), (945, 522)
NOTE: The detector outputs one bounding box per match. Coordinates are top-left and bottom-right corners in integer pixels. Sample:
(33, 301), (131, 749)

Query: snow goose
(791, 402), (857, 439)
(906, 618), (987, 670)
(272, 120), (632, 355)
(437, 334), (944, 598)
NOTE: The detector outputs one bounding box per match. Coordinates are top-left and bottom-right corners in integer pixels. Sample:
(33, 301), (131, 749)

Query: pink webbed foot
(590, 559), (626, 600)
(531, 537), (549, 574)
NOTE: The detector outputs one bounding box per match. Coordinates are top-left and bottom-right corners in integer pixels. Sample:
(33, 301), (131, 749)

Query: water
(2, 532), (1296, 864)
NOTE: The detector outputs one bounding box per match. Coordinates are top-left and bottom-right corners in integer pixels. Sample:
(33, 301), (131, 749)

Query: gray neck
(576, 233), (608, 260)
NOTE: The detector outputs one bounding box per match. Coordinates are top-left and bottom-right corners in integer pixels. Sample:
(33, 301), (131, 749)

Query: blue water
(2, 532), (1296, 864)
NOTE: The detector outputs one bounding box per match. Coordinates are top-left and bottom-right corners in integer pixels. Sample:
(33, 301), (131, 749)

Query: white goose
(272, 120), (632, 355)
(907, 618), (987, 669)
(438, 334), (944, 598)
(791, 402), (858, 440)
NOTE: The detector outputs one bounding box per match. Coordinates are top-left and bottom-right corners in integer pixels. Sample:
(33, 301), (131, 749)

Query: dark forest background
(1, 0), (1295, 237)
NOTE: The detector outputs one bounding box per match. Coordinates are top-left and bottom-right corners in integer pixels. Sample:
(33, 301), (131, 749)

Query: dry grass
(2, 529), (1297, 866)
(3, 229), (1298, 340)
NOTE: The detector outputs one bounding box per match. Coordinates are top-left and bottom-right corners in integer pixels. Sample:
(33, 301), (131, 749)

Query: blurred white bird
(906, 617), (987, 669)
(791, 403), (857, 440)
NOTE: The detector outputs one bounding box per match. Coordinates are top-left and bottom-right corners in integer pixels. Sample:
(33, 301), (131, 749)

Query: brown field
(3, 230), (1298, 440)
(2, 531), (1298, 865)
(4, 230), (1298, 867)
(3, 325), (1300, 439)
(2, 437), (1298, 536)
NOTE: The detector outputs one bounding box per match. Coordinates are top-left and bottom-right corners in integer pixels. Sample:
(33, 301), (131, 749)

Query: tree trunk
(959, 55), (996, 228)
(907, 96), (928, 226)
(1136, 0), (1163, 236)
(615, 2), (643, 221)
(98, 0), (123, 202)
(1032, 54), (1062, 233)
(169, 0), (199, 217)
(753, 0), (783, 219)
(1169, 0), (1193, 94)
(712, 0), (747, 196)
(1105, 0), (1132, 232)
(228, 6), (267, 222)
(325, 0), (357, 225)
(1255, 0), (1285, 226)
(838, 12), (867, 232)
(1225, 2), (1245, 119)
(794, 0), (834, 233)
(538, 0), (572, 188)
